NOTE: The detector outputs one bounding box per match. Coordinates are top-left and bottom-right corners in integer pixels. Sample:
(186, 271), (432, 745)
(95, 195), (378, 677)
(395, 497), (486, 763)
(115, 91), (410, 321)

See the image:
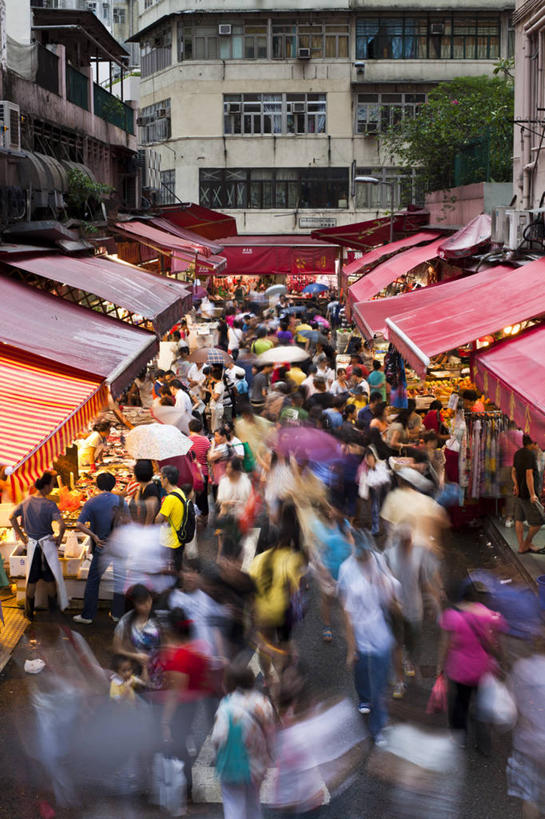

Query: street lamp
(354, 175), (395, 243)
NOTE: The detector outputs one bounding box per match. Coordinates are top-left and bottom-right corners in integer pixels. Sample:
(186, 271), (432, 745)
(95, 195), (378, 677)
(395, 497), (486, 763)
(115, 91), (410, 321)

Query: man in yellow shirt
(295, 322), (312, 344)
(155, 465), (186, 571)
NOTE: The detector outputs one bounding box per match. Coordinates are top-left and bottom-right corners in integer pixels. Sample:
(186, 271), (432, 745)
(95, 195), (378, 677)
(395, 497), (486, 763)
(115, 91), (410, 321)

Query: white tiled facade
(136, 0), (514, 232)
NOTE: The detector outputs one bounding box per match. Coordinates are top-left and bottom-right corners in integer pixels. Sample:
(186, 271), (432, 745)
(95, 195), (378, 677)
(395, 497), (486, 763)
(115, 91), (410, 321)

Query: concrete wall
(425, 182), (513, 225)
(5, 0), (31, 45)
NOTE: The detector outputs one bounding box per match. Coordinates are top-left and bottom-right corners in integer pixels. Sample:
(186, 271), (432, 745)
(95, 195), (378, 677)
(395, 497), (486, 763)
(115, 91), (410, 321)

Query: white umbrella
(256, 345), (309, 365)
(265, 284), (287, 298)
(125, 424), (193, 461)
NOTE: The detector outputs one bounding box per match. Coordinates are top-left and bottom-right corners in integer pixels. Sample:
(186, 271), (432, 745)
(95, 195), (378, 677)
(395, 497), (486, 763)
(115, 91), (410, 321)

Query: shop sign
(298, 216), (337, 229)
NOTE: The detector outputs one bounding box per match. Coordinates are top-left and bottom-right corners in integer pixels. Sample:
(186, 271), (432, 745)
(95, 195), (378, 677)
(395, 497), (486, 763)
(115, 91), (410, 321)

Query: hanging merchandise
(384, 344), (407, 408)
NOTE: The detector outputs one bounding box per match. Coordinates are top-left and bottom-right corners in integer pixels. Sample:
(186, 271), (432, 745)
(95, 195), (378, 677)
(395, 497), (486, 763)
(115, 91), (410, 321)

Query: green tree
(381, 75), (514, 193)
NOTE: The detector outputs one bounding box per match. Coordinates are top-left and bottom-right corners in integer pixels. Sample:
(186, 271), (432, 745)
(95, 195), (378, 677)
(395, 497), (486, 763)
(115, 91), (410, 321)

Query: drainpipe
(522, 32), (533, 208)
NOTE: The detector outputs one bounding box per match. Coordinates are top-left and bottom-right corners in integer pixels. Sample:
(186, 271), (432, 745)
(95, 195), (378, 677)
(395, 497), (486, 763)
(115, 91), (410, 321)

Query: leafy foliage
(381, 76), (514, 193)
(66, 168), (112, 212)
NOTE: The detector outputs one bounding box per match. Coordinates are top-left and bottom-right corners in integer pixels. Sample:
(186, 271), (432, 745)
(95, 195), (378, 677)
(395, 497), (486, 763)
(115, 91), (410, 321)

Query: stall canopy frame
(0, 278), (159, 398)
(0, 345), (108, 497)
(347, 235), (444, 307)
(157, 203), (238, 240)
(343, 231), (442, 280)
(311, 211), (430, 250)
(2, 253), (191, 336)
(217, 234), (338, 277)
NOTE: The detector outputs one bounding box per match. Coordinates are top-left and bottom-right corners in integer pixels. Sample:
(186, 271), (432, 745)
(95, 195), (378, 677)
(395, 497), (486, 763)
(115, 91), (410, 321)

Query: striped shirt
(189, 433), (211, 477)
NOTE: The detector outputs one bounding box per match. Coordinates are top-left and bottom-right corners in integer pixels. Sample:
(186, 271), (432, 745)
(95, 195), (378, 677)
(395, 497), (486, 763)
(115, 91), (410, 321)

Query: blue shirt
(358, 405), (374, 431)
(78, 492), (126, 542)
(323, 408), (343, 429)
(236, 378), (249, 395)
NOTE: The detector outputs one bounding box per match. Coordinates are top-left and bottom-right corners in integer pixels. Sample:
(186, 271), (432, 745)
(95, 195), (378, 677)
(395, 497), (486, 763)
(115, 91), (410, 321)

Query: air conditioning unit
(430, 22), (445, 35)
(156, 107), (168, 119)
(0, 101), (21, 151)
(505, 209), (532, 250)
(297, 47), (311, 60)
(218, 24), (232, 35)
(292, 102), (306, 113)
(225, 103), (241, 114)
(136, 115), (149, 126)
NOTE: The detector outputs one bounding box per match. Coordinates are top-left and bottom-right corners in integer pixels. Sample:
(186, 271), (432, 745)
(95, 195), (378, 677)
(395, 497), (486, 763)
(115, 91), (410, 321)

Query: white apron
(26, 536), (69, 611)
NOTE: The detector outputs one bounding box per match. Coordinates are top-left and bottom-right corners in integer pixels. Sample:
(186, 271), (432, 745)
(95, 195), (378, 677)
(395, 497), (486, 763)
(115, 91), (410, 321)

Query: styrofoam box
(9, 544), (27, 577)
(0, 540), (18, 562)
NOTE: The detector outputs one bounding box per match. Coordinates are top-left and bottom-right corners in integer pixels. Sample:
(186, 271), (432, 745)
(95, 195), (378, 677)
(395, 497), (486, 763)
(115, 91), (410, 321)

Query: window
(224, 93), (326, 135)
(139, 99), (171, 144)
(180, 18), (349, 61)
(355, 167), (424, 210)
(141, 25), (172, 77)
(199, 167), (349, 209)
(272, 20), (349, 58)
(159, 170), (176, 204)
(102, 4), (109, 18)
(87, 2), (97, 11)
(113, 7), (126, 25)
(356, 92), (426, 134)
(356, 14), (501, 60)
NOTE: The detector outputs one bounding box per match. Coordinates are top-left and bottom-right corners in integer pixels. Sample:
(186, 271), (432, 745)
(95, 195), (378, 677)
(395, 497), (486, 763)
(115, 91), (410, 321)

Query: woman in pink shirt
(437, 583), (506, 749)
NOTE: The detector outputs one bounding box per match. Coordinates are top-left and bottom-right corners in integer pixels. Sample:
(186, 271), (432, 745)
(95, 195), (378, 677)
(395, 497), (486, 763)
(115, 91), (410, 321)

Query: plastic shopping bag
(426, 673), (448, 715)
(151, 753), (186, 816)
(476, 672), (517, 731)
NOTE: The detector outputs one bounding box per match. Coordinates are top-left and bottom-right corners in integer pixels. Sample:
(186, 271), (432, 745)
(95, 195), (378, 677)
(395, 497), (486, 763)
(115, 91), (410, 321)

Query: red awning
(0, 346), (108, 495)
(343, 231), (441, 279)
(0, 278), (158, 398)
(438, 214), (491, 260)
(149, 217), (224, 256)
(473, 325), (545, 444)
(384, 260), (545, 378)
(311, 211), (429, 250)
(347, 236), (444, 307)
(3, 253), (191, 335)
(218, 234), (338, 276)
(353, 263), (513, 340)
(156, 203), (238, 240)
(114, 221), (227, 275)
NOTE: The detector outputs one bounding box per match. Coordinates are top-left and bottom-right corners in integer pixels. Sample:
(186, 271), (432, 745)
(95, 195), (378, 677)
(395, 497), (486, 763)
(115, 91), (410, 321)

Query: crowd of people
(10, 289), (545, 819)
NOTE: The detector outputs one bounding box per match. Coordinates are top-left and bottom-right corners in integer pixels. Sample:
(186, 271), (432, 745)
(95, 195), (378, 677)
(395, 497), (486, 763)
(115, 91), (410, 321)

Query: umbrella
(284, 305), (307, 315)
(265, 284), (287, 298)
(188, 347), (233, 365)
(313, 315), (330, 328)
(302, 283), (329, 295)
(273, 427), (342, 463)
(126, 424), (193, 460)
(256, 345), (309, 365)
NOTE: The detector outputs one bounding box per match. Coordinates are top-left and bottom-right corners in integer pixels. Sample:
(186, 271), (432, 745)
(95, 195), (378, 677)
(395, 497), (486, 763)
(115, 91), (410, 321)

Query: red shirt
(161, 642), (210, 700)
(189, 433), (211, 477)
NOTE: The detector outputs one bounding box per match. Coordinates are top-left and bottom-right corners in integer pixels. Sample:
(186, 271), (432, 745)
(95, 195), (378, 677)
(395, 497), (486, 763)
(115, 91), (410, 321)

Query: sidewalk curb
(484, 517), (538, 590)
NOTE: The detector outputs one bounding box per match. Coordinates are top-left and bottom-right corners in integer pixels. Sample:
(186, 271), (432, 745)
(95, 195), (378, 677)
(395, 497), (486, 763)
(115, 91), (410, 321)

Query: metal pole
(389, 182), (394, 243)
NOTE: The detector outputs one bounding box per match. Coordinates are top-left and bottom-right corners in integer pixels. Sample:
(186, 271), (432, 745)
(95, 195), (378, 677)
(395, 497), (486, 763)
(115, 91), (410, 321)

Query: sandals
(322, 627), (333, 643)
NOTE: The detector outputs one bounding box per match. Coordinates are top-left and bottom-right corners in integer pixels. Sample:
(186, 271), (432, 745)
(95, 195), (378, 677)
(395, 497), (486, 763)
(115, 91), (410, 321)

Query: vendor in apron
(10, 472), (68, 620)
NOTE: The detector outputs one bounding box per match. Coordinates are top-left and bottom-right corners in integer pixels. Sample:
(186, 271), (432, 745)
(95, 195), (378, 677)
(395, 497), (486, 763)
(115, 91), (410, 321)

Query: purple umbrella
(273, 427), (342, 462)
(313, 315), (330, 328)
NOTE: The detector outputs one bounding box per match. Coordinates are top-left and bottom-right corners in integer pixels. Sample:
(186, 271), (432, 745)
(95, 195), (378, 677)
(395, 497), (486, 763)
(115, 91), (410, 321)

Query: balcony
(93, 84), (135, 134)
(36, 44), (59, 95)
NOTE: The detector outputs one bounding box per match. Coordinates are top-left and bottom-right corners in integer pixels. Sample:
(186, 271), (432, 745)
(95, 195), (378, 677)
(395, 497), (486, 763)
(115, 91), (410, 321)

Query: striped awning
(0, 346), (107, 496)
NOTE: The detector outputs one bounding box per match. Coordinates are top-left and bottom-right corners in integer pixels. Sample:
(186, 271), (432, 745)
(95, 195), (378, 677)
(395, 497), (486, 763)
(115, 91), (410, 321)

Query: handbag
(426, 673), (448, 714)
(151, 753), (186, 816)
(242, 441), (257, 473)
(476, 672), (517, 730)
(188, 451), (205, 494)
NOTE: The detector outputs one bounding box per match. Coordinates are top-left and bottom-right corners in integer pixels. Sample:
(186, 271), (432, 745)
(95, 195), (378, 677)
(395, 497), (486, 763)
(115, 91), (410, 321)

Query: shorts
(27, 545), (55, 584)
(513, 497), (543, 526)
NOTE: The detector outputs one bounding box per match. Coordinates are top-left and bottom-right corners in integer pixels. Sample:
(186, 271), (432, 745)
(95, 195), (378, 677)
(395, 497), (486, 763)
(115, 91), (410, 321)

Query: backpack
(215, 706), (252, 784)
(168, 490), (196, 545)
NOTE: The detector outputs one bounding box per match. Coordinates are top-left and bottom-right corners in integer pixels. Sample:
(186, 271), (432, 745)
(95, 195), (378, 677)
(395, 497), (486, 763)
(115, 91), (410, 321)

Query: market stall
(156, 203), (238, 240)
(1, 251), (192, 335)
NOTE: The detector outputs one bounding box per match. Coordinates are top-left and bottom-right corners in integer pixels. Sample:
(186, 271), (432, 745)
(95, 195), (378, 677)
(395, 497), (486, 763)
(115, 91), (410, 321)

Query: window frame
(159, 169), (176, 204)
(199, 167), (349, 210)
(355, 13), (501, 61)
(355, 166), (424, 210)
(139, 98), (172, 145)
(355, 92), (427, 135)
(223, 93), (327, 136)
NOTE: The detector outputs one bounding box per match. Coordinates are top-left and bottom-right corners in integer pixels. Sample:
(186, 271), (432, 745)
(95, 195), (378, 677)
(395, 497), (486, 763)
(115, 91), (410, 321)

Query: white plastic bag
(151, 753), (186, 816)
(477, 672), (517, 731)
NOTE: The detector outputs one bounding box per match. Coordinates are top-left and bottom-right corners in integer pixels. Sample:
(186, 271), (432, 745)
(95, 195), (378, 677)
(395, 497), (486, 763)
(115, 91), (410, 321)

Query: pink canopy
(438, 213), (491, 260)
(348, 237), (444, 307)
(385, 260), (545, 378)
(343, 231), (441, 279)
(352, 263), (510, 340)
(473, 325), (545, 444)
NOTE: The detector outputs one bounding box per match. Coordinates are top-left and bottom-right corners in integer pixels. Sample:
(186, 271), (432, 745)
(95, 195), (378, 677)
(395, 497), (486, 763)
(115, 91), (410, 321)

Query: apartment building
(0, 3), (138, 226)
(134, 0), (514, 233)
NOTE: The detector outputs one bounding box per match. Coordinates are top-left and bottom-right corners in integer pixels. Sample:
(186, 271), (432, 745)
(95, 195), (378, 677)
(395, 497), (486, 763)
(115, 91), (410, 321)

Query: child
(109, 655), (139, 703)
